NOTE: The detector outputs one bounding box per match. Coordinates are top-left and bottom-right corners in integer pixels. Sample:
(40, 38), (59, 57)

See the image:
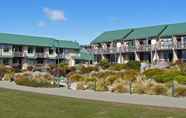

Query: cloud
(43, 7), (66, 22)
(37, 21), (46, 27)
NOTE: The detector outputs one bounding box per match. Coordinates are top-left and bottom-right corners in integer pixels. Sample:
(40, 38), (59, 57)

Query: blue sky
(0, 0), (186, 44)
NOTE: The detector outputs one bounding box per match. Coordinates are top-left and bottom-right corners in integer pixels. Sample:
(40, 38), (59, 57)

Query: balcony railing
(91, 43), (186, 54)
(57, 53), (65, 59)
(13, 52), (23, 57)
(136, 45), (152, 52)
(35, 53), (46, 58)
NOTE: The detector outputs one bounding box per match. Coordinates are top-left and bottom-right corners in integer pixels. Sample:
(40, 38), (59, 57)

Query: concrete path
(0, 81), (186, 109)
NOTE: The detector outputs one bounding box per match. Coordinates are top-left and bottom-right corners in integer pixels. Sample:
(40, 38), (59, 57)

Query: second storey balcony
(35, 53), (47, 58)
(13, 52), (24, 57)
(56, 53), (66, 59)
(91, 46), (136, 54)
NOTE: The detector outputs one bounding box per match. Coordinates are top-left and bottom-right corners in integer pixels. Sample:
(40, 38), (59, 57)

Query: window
(183, 37), (186, 43)
(49, 48), (54, 55)
(3, 48), (10, 52)
(57, 48), (64, 53)
(28, 47), (33, 53)
(148, 40), (151, 45)
(3, 59), (9, 65)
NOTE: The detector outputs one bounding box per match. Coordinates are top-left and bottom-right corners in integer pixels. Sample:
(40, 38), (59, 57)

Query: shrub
(109, 64), (127, 71)
(155, 70), (182, 83)
(143, 68), (163, 79)
(174, 75), (186, 84)
(123, 69), (139, 81)
(59, 63), (68, 70)
(86, 81), (96, 90)
(76, 82), (86, 90)
(144, 69), (185, 83)
(69, 73), (84, 82)
(99, 59), (110, 69)
(178, 63), (186, 74)
(96, 79), (108, 91)
(112, 83), (128, 93)
(126, 61), (140, 70)
(15, 78), (53, 87)
(105, 75), (117, 85)
(83, 77), (96, 82)
(175, 86), (186, 97)
(79, 66), (98, 74)
(27, 66), (33, 71)
(3, 73), (14, 81)
(92, 71), (116, 79)
(133, 81), (146, 94)
(50, 67), (65, 77)
(148, 84), (168, 95)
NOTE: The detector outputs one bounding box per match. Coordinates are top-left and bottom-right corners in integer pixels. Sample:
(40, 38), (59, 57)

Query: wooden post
(129, 80), (132, 95)
(172, 80), (175, 97)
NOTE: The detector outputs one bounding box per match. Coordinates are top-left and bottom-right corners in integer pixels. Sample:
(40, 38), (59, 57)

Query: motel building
(90, 22), (186, 64)
(0, 33), (93, 69)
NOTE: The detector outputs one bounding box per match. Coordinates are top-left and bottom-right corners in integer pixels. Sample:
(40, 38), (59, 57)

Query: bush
(105, 75), (117, 85)
(3, 73), (14, 81)
(15, 78), (53, 87)
(133, 81), (146, 94)
(178, 63), (186, 74)
(112, 83), (128, 93)
(27, 66), (33, 71)
(175, 86), (186, 97)
(143, 69), (163, 79)
(92, 71), (116, 79)
(99, 59), (110, 69)
(174, 75), (186, 84)
(96, 79), (108, 91)
(69, 73), (84, 82)
(126, 61), (140, 70)
(148, 84), (168, 95)
(109, 64), (127, 71)
(50, 67), (65, 77)
(79, 66), (98, 74)
(76, 82), (86, 90)
(0, 65), (15, 81)
(144, 69), (186, 83)
(123, 69), (139, 81)
(86, 81), (96, 90)
(83, 77), (96, 82)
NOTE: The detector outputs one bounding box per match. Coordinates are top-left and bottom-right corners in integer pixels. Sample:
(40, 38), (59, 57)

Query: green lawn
(0, 89), (186, 118)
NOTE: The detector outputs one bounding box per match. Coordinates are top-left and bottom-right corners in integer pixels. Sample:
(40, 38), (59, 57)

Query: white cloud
(43, 7), (66, 22)
(37, 21), (46, 27)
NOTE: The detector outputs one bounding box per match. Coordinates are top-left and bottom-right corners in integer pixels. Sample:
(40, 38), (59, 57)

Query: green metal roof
(75, 49), (94, 61)
(92, 22), (186, 43)
(125, 25), (167, 40)
(0, 33), (80, 49)
(160, 22), (186, 37)
(91, 29), (132, 44)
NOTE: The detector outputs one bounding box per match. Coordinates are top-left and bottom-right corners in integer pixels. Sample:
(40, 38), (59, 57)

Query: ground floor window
(3, 59), (9, 65)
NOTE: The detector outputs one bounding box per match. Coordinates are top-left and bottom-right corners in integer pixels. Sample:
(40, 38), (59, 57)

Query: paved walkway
(0, 81), (186, 109)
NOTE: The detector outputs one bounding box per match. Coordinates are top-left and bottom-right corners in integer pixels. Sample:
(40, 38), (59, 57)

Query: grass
(0, 88), (186, 118)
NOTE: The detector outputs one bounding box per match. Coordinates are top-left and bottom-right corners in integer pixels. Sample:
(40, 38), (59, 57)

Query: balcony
(57, 53), (65, 59)
(136, 45), (152, 52)
(91, 46), (136, 54)
(13, 52), (23, 57)
(35, 53), (46, 58)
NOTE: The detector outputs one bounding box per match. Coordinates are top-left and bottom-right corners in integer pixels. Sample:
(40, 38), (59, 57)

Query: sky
(0, 0), (186, 45)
